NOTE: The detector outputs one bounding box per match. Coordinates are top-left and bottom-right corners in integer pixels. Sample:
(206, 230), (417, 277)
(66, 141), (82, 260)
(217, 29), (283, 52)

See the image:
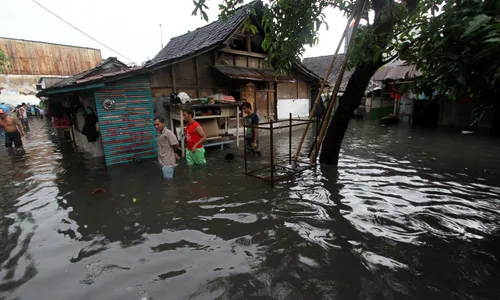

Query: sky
(1, 0), (348, 65)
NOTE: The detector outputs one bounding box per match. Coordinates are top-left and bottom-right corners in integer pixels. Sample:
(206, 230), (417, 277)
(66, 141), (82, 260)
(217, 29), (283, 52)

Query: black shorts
(5, 131), (23, 148)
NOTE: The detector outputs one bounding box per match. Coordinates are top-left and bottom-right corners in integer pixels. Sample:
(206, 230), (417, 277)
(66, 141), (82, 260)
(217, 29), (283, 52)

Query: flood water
(2, 118), (500, 300)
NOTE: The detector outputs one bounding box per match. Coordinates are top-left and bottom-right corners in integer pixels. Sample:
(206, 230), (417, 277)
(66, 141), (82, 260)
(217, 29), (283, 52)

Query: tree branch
(380, 53), (398, 66)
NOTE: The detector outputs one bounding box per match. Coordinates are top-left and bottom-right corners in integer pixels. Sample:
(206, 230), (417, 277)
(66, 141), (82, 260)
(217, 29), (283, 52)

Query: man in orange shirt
(183, 108), (207, 165)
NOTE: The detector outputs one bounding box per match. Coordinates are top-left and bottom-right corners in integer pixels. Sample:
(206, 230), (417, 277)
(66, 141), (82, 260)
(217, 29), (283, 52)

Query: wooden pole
(311, 0), (367, 162)
(172, 66), (177, 93)
(294, 11), (357, 161)
(195, 56), (201, 98)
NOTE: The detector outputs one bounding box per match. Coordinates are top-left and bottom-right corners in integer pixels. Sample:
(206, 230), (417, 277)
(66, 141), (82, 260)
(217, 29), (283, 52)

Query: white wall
(277, 98), (310, 119)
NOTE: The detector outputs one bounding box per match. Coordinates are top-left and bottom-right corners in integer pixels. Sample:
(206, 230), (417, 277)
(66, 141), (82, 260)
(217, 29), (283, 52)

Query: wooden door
(256, 90), (269, 121)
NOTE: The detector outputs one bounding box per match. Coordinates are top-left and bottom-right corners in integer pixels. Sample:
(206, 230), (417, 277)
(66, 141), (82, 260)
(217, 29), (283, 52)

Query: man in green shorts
(183, 108), (207, 165)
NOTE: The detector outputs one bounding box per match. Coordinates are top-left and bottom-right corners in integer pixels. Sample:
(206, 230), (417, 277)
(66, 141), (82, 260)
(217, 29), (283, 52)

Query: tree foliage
(192, 0), (426, 74)
(405, 0), (500, 103)
(192, 0), (500, 163)
(0, 49), (10, 73)
(193, 0), (499, 101)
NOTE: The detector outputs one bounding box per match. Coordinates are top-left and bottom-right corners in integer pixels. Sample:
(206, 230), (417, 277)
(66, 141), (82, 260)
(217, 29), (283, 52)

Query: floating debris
(92, 188), (106, 194)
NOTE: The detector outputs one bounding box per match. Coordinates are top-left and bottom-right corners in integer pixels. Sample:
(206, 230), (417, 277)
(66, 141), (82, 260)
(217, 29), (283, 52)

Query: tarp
(0, 104), (10, 114)
(0, 94), (40, 107)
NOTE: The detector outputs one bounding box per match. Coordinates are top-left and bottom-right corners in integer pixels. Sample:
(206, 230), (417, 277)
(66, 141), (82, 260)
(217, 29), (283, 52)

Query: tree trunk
(319, 62), (380, 165)
(318, 0), (395, 165)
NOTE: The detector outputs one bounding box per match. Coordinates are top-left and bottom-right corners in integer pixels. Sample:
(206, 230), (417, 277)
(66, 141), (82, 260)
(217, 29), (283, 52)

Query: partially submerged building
(38, 0), (323, 166)
(37, 58), (155, 166)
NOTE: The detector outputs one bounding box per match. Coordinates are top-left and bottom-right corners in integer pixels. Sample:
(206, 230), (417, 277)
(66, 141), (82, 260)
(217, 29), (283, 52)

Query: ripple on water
(2, 119), (500, 299)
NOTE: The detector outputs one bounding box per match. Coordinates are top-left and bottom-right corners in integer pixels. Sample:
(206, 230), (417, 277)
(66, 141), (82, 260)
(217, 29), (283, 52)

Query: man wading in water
(0, 109), (24, 150)
(19, 103), (28, 129)
(242, 102), (262, 156)
(154, 116), (179, 179)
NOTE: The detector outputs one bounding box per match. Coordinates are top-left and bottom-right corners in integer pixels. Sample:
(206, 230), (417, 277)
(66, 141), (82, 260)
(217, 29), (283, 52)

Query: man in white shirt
(154, 116), (179, 179)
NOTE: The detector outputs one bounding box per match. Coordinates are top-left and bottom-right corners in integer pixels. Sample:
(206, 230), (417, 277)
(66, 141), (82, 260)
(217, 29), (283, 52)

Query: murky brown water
(1, 118), (500, 300)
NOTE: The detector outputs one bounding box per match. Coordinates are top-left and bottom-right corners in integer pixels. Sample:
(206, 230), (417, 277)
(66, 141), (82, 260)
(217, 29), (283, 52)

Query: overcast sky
(1, 0), (347, 65)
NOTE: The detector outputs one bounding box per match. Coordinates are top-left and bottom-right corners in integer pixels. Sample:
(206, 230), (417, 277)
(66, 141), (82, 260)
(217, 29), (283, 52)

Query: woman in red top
(183, 108), (207, 165)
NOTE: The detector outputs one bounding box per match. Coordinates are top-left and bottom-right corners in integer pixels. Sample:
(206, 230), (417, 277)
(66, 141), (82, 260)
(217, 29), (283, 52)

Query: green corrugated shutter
(95, 76), (157, 166)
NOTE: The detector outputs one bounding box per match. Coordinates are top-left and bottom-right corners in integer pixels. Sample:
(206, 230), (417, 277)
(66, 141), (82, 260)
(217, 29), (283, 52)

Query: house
(37, 58), (156, 166)
(371, 59), (420, 122)
(303, 53), (387, 120)
(145, 0), (321, 121)
(0, 37), (102, 104)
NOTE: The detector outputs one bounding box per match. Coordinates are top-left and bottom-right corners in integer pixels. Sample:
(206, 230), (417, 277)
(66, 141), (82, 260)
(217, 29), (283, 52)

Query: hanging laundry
(82, 112), (99, 142)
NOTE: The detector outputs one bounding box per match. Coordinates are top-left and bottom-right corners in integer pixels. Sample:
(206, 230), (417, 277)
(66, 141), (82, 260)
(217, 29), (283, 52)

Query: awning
(213, 65), (295, 82)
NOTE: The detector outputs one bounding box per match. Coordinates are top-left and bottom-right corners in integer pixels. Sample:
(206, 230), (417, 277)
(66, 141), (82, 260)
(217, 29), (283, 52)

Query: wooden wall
(277, 78), (310, 100)
(149, 50), (313, 120)
(218, 52), (268, 69)
(0, 38), (102, 76)
(150, 52), (217, 98)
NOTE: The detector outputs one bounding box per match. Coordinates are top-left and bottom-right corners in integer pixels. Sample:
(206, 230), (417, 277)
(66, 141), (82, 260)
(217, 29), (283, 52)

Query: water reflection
(1, 119), (500, 299)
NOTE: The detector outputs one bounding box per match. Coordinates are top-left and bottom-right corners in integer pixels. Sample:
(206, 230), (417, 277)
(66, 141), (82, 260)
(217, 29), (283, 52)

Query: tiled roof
(302, 54), (381, 92)
(149, 1), (256, 67)
(303, 54), (347, 87)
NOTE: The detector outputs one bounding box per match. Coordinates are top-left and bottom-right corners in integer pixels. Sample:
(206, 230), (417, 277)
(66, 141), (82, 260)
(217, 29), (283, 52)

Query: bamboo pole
(294, 12), (357, 161)
(311, 0), (367, 162)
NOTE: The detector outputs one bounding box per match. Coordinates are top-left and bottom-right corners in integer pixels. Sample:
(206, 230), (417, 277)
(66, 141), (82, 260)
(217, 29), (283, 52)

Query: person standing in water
(242, 102), (261, 156)
(0, 109), (24, 150)
(19, 103), (28, 129)
(183, 108), (207, 165)
(154, 116), (179, 179)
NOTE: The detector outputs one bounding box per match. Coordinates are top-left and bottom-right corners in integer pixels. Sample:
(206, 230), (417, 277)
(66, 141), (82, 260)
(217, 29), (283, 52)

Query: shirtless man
(0, 109), (24, 149)
(19, 103), (28, 129)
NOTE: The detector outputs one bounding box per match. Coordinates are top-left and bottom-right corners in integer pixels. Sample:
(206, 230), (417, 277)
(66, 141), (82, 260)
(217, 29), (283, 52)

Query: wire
(32, 0), (136, 65)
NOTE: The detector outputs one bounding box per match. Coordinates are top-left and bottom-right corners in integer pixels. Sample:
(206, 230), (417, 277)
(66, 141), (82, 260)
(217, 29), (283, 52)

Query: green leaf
(201, 11), (209, 22)
(249, 24), (258, 35)
(372, 49), (383, 63)
(484, 38), (500, 43)
(462, 14), (491, 38)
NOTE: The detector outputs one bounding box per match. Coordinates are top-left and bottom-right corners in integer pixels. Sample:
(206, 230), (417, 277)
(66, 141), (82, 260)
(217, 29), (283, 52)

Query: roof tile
(149, 1), (256, 66)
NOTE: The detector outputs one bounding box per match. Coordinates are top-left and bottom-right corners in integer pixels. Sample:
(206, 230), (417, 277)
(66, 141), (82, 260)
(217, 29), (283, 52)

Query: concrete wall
(366, 96), (394, 120)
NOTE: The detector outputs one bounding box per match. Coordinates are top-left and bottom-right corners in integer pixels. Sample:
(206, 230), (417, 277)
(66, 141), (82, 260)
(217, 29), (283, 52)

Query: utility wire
(32, 0), (136, 65)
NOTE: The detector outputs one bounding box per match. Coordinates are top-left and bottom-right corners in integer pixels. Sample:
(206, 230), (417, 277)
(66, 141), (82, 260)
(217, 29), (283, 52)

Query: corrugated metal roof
(52, 57), (129, 88)
(0, 37), (102, 76)
(372, 60), (420, 81)
(214, 65), (295, 82)
(75, 67), (143, 84)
